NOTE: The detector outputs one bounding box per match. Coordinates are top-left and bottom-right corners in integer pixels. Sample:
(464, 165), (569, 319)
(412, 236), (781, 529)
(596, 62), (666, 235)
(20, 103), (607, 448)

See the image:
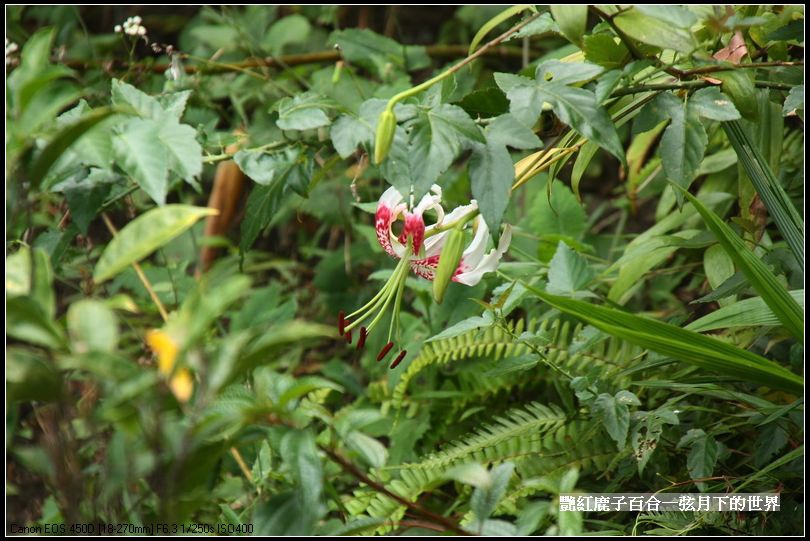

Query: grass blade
(526, 285), (803, 395)
(723, 119), (804, 270)
(677, 187), (803, 340)
(686, 290), (804, 332)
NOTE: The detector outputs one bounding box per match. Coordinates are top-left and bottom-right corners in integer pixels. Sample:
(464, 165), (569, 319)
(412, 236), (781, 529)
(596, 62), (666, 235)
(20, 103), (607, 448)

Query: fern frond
(393, 317), (637, 411)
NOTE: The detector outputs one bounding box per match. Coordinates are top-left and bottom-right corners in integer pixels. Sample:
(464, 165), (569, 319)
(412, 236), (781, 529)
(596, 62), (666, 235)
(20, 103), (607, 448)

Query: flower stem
(382, 11), (542, 113)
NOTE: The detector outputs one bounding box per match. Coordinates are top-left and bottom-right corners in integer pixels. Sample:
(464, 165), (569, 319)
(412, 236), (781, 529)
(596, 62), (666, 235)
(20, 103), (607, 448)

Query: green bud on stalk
(374, 108), (397, 165)
(432, 226), (465, 304)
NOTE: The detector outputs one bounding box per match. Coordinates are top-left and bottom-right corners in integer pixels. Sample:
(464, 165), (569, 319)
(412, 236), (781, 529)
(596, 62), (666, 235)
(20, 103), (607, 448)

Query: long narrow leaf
(687, 290), (805, 332)
(526, 285), (803, 395)
(678, 188), (803, 340)
(723, 120), (804, 270)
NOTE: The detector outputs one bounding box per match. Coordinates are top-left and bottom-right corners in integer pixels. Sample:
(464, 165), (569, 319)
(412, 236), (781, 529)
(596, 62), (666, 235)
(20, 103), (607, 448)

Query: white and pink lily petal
(374, 184), (511, 285)
(410, 216), (512, 285)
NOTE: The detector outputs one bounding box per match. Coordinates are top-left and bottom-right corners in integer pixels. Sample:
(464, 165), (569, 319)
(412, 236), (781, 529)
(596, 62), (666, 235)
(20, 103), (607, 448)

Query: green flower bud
(374, 108), (397, 165)
(432, 226), (465, 304)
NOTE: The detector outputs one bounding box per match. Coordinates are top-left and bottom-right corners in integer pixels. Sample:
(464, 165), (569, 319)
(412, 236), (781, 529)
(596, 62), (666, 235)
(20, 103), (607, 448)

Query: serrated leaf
(678, 429), (718, 490)
(112, 118), (170, 205)
(94, 205), (216, 283)
(158, 120), (203, 182)
(593, 393), (630, 448)
(485, 114), (542, 149)
(384, 104), (483, 197)
(546, 241), (594, 296)
(526, 82), (624, 163)
(657, 93), (707, 195)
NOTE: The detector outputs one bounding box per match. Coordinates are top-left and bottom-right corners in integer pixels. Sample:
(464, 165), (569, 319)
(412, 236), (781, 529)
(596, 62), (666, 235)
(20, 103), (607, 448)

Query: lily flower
(341, 184), (511, 368)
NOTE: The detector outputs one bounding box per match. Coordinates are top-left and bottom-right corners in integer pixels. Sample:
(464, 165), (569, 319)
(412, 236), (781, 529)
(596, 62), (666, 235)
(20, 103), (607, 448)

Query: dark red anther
(356, 327), (368, 350)
(338, 311), (346, 335)
(377, 341), (394, 362)
(344, 329), (353, 344)
(390, 350), (407, 369)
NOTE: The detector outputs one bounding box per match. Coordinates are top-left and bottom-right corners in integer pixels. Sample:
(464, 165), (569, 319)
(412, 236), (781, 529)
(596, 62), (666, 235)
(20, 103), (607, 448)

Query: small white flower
(114, 24), (122, 33)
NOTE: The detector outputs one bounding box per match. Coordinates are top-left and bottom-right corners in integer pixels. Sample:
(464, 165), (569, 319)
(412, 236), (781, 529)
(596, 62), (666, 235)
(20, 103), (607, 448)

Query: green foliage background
(6, 5), (804, 536)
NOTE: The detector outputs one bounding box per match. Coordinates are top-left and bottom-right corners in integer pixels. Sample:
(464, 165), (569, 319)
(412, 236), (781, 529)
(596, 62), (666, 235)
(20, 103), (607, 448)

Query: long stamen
(377, 342), (394, 362)
(356, 327), (367, 350)
(364, 252), (411, 333)
(390, 350), (407, 369)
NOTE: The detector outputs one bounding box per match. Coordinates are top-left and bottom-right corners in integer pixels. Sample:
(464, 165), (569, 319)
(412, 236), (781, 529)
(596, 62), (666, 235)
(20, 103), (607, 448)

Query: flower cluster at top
(114, 15), (147, 37)
(339, 184), (511, 369)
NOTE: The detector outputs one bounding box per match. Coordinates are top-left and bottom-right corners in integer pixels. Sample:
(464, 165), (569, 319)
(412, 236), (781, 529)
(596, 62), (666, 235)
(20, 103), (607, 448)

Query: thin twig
(320, 445), (473, 536)
(63, 44), (528, 75)
(101, 212), (170, 322)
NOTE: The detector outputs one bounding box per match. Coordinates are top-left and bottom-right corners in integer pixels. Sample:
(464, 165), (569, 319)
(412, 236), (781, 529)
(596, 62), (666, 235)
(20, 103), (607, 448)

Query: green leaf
(613, 8), (697, 53)
(656, 93), (707, 195)
(8, 348), (61, 402)
(29, 107), (122, 189)
(158, 120), (203, 182)
(279, 429), (324, 529)
(689, 87), (742, 121)
(112, 118), (171, 205)
(234, 147), (300, 186)
(635, 5), (698, 28)
(550, 5), (588, 46)
(529, 179), (587, 259)
(384, 104), (483, 197)
(782, 85), (803, 120)
(593, 393), (630, 448)
(330, 28), (428, 77)
(486, 114), (542, 149)
(536, 60), (604, 85)
(111, 78), (166, 119)
(524, 286), (803, 394)
(517, 80), (624, 163)
(276, 91), (334, 131)
(445, 462), (491, 488)
(264, 14), (312, 56)
(713, 70), (758, 121)
(686, 290), (805, 332)
(679, 188), (803, 340)
(330, 99), (382, 158)
(67, 300), (119, 353)
(458, 88), (510, 118)
(583, 34), (630, 70)
(7, 296), (67, 349)
(239, 181), (286, 252)
(470, 463), (515, 527)
(547, 241), (594, 296)
(678, 429), (718, 491)
(6, 247), (55, 318)
(94, 205), (217, 283)
(470, 141), (514, 242)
